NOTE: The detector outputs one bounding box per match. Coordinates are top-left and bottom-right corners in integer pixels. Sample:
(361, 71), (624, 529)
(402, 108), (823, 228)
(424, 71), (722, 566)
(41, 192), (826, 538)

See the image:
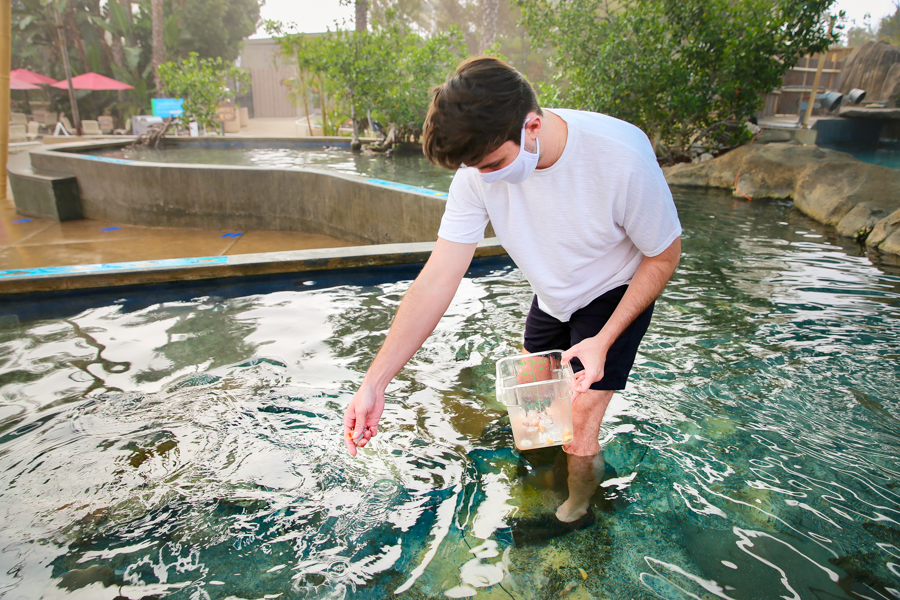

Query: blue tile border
(0, 239), (506, 293)
(366, 178), (448, 198)
(0, 256), (228, 280)
(78, 154), (136, 165)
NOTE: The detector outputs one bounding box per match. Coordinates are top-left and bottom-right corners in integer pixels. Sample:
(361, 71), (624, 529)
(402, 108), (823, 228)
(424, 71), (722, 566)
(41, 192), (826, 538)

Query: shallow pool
(1, 189), (899, 599)
(819, 141), (900, 170)
(91, 145), (456, 192)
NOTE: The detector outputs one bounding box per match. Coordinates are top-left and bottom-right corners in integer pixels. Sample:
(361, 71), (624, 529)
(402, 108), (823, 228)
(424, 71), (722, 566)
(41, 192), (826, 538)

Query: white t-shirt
(438, 109), (682, 322)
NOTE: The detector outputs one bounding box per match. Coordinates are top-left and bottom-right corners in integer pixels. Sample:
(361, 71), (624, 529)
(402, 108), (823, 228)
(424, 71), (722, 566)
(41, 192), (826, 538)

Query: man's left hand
(562, 337), (610, 395)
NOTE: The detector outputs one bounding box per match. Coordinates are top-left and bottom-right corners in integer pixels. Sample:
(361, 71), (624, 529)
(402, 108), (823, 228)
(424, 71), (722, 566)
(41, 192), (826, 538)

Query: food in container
(496, 350), (575, 450)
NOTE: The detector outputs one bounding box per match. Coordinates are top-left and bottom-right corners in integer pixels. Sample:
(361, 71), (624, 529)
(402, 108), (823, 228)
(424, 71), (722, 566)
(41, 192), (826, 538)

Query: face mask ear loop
(522, 118), (533, 151)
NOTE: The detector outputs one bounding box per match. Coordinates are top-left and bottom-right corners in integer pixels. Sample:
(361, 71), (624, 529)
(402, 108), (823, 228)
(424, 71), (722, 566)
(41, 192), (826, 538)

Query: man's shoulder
(553, 108), (637, 131)
(554, 109), (656, 166)
(448, 166), (485, 203)
(450, 165), (480, 187)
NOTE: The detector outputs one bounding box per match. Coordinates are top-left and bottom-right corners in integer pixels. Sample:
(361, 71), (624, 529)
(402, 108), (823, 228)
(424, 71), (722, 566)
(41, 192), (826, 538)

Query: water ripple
(0, 190), (899, 598)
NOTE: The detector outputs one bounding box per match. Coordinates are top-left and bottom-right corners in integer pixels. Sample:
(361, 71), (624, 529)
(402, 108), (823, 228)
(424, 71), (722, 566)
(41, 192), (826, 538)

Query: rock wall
(662, 143), (900, 257)
(839, 41), (900, 106)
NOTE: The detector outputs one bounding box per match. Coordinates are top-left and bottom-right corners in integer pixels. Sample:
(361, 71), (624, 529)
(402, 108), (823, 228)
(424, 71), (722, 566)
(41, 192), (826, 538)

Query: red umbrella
(11, 68), (57, 85)
(10, 76), (41, 90)
(51, 72), (134, 90)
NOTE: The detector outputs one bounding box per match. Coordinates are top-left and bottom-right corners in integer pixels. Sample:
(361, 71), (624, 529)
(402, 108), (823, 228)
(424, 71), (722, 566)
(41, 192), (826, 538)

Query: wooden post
(802, 15), (836, 129)
(1, 0), (10, 201)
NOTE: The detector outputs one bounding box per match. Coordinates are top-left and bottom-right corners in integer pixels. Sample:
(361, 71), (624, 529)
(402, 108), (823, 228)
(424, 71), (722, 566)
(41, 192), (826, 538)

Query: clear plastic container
(496, 350), (575, 451)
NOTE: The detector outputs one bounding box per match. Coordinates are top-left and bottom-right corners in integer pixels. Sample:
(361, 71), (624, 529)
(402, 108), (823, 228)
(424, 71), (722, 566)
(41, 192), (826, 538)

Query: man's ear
(524, 112), (542, 141)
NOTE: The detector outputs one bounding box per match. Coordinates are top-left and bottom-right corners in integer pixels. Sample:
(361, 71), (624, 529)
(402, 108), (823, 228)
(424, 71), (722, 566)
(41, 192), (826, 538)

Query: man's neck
(537, 110), (569, 169)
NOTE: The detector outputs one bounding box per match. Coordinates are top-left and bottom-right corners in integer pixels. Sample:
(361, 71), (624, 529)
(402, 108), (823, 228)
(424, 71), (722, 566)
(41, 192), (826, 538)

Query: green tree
(846, 13), (877, 46)
(12, 0), (259, 125)
(878, 4), (900, 43)
(13, 0), (109, 102)
(367, 0), (551, 84)
(12, 0), (55, 75)
(274, 23), (464, 147)
(151, 0), (163, 93)
(157, 0), (261, 62)
(274, 28), (388, 143)
(516, 0), (840, 161)
(12, 0), (114, 126)
(89, 0), (153, 119)
(157, 52), (249, 131)
(375, 27), (466, 144)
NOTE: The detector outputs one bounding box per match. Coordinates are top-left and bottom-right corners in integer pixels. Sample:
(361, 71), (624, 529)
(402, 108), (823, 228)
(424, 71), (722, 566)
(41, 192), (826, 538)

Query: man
(343, 57), (681, 476)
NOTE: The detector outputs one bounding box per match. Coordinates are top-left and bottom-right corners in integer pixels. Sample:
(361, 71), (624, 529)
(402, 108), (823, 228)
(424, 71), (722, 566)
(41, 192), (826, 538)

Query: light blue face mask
(480, 118), (540, 185)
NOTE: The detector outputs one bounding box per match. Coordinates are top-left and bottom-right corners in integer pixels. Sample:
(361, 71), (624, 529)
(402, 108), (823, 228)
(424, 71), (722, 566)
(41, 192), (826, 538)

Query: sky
(251, 0), (898, 38)
(251, 0), (354, 37)
(835, 0), (897, 30)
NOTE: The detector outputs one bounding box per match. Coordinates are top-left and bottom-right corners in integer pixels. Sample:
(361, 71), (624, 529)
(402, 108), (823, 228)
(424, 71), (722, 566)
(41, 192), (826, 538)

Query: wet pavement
(2, 119), (359, 272)
(0, 189), (357, 271)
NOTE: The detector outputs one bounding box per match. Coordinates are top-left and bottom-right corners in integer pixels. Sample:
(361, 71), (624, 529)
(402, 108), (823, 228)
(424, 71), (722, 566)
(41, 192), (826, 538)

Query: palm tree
(53, 1), (81, 134)
(482, 0), (498, 50)
(151, 0), (163, 95)
(356, 0), (367, 32)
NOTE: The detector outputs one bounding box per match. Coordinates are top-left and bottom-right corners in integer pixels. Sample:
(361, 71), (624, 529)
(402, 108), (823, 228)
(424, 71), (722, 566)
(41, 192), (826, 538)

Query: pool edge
(0, 239), (507, 295)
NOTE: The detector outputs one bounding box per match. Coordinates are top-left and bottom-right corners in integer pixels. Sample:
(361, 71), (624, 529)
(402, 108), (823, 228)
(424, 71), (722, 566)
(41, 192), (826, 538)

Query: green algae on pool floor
(1, 189), (899, 599)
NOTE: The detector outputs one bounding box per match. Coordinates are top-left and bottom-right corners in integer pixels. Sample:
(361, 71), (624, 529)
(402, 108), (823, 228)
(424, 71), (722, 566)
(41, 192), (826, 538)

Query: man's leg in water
(520, 288), (652, 525)
(557, 450), (606, 523)
(555, 388), (611, 523)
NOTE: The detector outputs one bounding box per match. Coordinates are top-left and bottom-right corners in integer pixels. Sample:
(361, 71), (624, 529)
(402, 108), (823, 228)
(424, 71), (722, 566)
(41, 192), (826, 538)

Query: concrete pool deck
(4, 118), (339, 267)
(2, 134), (505, 295)
(0, 176), (505, 295)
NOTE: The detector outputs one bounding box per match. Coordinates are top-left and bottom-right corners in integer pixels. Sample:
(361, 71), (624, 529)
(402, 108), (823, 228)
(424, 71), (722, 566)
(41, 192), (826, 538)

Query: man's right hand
(343, 385), (385, 456)
(339, 238), (478, 457)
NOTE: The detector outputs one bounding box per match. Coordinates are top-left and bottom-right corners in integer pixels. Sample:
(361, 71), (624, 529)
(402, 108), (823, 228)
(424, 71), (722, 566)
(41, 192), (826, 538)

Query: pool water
(2, 189), (900, 599)
(819, 141), (900, 170)
(92, 145), (456, 192)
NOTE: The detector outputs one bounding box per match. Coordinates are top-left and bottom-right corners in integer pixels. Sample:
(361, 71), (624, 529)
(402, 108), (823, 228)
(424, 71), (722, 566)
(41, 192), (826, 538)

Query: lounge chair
(10, 112), (27, 126)
(82, 120), (102, 135)
(97, 116), (115, 134)
(9, 124), (27, 143)
(33, 111), (57, 132)
(53, 115), (73, 136)
(114, 117), (132, 135)
(26, 121), (40, 140)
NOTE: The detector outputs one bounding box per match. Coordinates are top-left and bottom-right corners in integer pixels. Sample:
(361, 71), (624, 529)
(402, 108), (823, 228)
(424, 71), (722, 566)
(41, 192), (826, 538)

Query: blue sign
(152, 98), (184, 118)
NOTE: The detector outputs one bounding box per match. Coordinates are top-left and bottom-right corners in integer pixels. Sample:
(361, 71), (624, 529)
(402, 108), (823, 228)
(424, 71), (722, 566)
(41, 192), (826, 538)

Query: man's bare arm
(343, 237), (478, 455)
(563, 237), (681, 392)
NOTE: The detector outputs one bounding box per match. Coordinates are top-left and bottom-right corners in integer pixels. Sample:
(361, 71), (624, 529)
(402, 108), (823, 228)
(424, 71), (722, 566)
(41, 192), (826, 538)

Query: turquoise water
(91, 145), (456, 192)
(1, 189), (900, 598)
(820, 142), (900, 169)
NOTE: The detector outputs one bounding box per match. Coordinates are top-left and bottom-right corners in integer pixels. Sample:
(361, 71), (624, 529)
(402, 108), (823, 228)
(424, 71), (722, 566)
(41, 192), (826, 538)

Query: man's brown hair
(423, 56), (541, 170)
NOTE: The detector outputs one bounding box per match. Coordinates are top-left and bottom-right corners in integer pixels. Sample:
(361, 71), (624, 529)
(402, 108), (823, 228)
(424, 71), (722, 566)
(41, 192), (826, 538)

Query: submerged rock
(867, 207), (900, 255)
(58, 564), (117, 590)
(663, 143), (900, 256)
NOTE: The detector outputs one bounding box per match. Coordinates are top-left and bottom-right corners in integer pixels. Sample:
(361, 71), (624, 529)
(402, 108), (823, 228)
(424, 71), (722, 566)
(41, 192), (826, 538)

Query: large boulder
(867, 208), (900, 254)
(840, 41), (900, 106)
(663, 143), (900, 254)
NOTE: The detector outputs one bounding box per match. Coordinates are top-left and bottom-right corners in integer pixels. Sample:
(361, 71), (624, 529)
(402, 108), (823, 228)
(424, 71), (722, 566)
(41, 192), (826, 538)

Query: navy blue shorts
(523, 285), (654, 390)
